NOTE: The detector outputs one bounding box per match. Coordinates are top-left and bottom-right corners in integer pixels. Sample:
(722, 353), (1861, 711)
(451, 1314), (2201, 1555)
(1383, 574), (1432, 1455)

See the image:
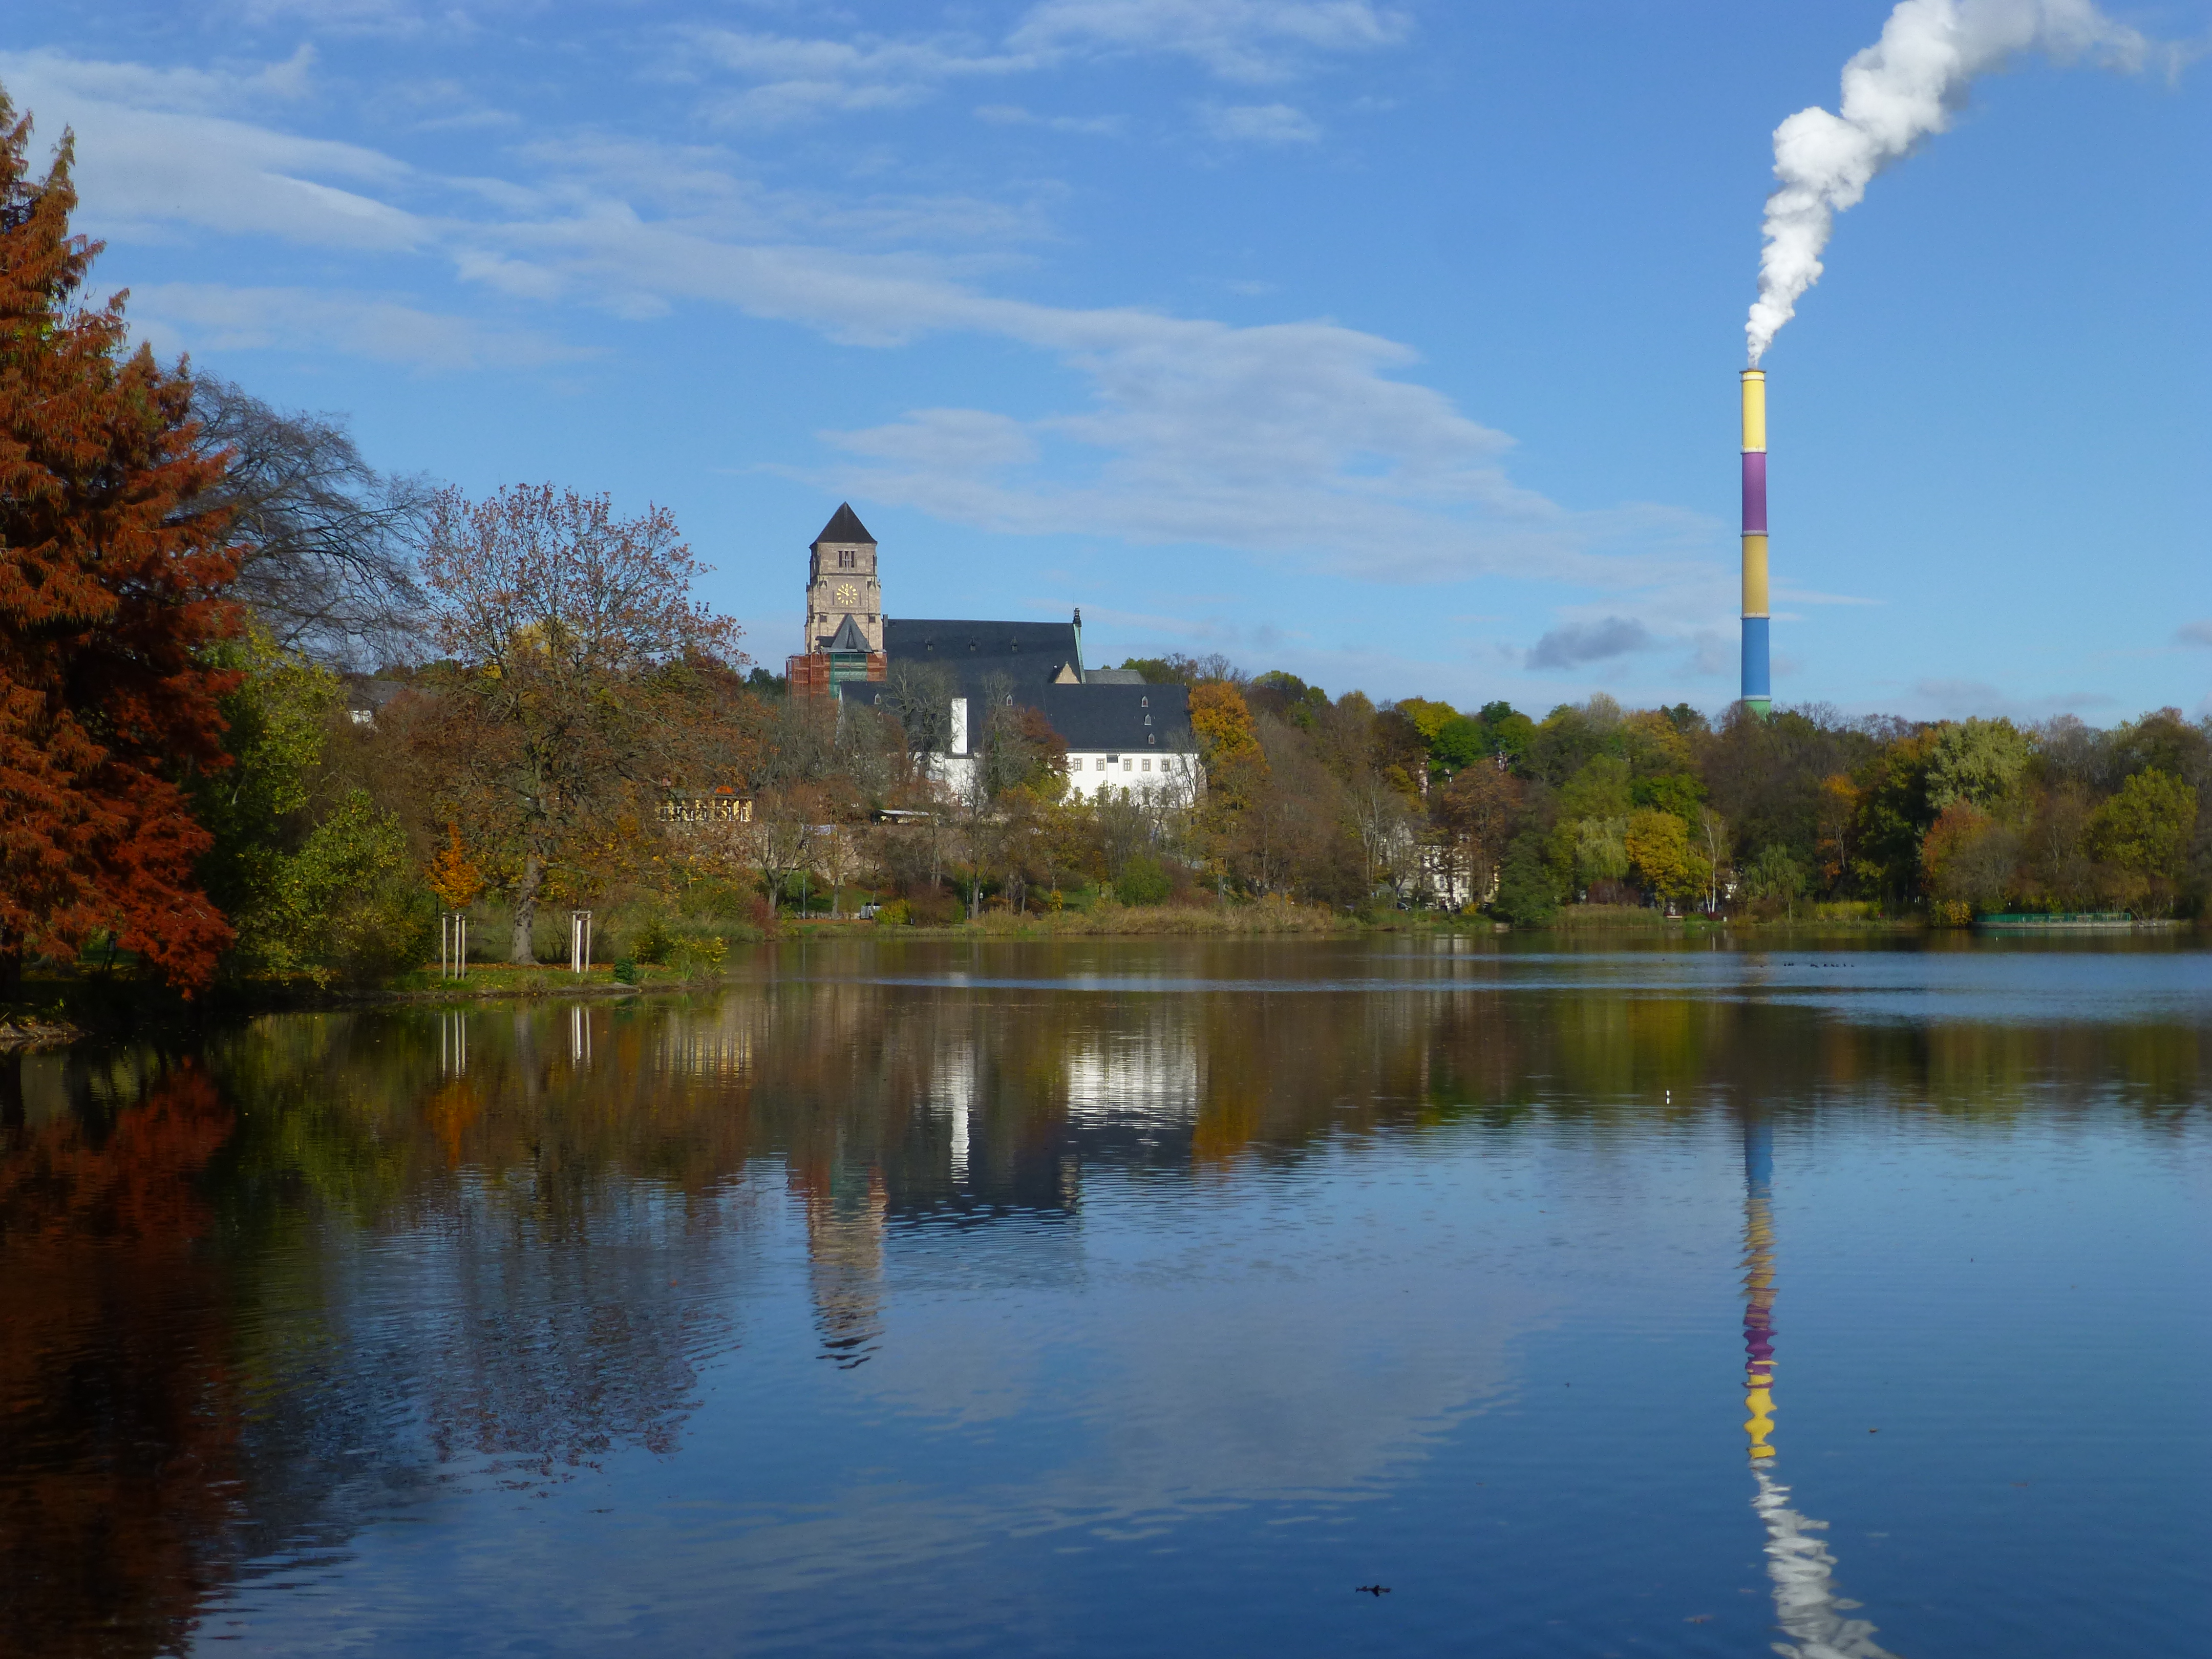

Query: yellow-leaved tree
(1625, 810), (1709, 907)
(426, 823), (486, 912)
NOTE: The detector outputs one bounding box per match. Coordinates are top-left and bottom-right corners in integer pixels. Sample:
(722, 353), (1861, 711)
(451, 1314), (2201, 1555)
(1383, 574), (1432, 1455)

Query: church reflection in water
(6, 943), (2205, 1656)
(1741, 1118), (1897, 1659)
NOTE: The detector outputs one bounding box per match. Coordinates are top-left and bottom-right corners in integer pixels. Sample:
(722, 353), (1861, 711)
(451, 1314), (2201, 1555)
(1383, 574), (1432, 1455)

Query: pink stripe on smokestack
(1741, 451), (1767, 536)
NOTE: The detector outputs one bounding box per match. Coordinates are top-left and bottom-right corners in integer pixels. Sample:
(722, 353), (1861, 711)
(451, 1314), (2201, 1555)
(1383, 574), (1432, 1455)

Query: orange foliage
(426, 821), (487, 910)
(1189, 680), (1262, 767)
(0, 104), (243, 992)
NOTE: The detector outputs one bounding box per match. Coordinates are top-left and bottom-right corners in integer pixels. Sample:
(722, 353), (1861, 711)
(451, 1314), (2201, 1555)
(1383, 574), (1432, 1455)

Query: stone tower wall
(805, 536), (884, 654)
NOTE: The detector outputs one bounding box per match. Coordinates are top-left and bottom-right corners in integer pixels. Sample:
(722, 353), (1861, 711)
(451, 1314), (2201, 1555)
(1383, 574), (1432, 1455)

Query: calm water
(5, 937), (2209, 1657)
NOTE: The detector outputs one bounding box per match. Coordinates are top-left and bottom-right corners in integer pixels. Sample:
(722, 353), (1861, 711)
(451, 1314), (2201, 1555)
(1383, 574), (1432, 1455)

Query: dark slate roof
(813, 503), (875, 546)
(838, 676), (1192, 756)
(1083, 668), (1145, 685)
(1035, 684), (1193, 753)
(880, 617), (1083, 701)
(826, 614), (871, 652)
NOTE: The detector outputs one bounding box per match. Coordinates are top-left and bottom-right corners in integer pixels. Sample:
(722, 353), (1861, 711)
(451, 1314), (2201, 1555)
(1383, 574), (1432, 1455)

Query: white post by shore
(441, 912), (470, 979)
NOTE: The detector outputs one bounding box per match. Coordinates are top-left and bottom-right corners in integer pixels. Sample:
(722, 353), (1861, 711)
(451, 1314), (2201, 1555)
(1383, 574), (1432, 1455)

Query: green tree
(1558, 754), (1632, 821)
(1632, 772), (1705, 820)
(1490, 832), (1559, 926)
(1477, 703), (1535, 769)
(1742, 844), (1809, 920)
(1429, 714), (1487, 776)
(2089, 768), (2197, 910)
(252, 791), (431, 984)
(194, 625), (339, 949)
(1116, 855), (1172, 905)
(1571, 816), (1630, 886)
(1924, 718), (2032, 814)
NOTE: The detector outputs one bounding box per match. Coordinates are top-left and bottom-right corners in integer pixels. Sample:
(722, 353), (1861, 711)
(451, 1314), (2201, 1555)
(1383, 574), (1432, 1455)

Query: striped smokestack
(1739, 369), (1771, 719)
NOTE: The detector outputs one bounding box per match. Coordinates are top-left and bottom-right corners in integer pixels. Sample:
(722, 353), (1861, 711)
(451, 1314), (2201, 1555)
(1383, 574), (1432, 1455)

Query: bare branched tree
(880, 661), (954, 762)
(417, 483), (744, 960)
(187, 374), (431, 665)
(747, 786), (819, 917)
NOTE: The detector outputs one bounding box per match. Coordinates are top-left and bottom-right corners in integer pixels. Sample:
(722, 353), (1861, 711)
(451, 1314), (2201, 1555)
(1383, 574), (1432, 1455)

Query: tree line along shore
(5, 102), (2207, 1032)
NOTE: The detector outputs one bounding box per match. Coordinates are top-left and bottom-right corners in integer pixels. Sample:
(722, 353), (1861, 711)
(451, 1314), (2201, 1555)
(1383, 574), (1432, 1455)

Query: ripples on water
(3, 937), (2207, 1656)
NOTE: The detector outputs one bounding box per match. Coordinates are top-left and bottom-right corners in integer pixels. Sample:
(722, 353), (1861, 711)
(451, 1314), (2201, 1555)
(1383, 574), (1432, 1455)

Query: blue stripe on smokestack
(1740, 368), (1772, 718)
(1741, 617), (1771, 701)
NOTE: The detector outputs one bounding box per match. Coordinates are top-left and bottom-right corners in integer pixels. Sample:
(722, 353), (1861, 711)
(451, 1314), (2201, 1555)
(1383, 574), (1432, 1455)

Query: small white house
(924, 684), (1201, 802)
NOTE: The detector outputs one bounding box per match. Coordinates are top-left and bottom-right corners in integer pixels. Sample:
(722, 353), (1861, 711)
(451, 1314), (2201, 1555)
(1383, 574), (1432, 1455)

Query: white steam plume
(1747, 0), (2153, 364)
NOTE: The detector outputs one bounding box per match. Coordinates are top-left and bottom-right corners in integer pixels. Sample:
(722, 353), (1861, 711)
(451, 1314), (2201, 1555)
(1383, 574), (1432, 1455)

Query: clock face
(834, 583), (859, 605)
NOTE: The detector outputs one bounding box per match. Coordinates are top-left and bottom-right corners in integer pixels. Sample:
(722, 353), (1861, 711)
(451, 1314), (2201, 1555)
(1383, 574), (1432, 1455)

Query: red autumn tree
(0, 97), (242, 994)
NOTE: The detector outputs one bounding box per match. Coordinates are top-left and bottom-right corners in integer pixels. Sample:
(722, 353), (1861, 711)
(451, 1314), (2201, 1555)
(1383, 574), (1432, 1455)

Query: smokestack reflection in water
(1742, 1119), (1897, 1659)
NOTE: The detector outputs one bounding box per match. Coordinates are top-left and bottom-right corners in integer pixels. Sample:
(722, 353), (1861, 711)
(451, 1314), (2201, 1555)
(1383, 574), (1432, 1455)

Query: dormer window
(1140, 696), (1148, 708)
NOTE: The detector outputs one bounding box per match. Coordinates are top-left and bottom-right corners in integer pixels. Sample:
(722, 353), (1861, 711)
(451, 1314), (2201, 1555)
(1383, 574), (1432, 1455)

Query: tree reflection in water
(1, 940), (2205, 1653)
(0, 1057), (244, 1658)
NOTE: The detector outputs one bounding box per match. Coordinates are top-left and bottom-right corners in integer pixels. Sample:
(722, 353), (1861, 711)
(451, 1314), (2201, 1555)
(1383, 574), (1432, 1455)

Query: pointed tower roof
(813, 502), (875, 546)
(826, 614), (871, 653)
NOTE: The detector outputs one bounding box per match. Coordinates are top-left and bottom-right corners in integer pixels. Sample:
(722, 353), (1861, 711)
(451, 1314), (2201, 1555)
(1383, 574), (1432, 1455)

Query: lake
(4, 936), (2208, 1657)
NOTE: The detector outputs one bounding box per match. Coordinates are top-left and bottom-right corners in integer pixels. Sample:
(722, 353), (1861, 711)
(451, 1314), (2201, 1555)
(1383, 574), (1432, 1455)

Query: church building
(784, 505), (1199, 800)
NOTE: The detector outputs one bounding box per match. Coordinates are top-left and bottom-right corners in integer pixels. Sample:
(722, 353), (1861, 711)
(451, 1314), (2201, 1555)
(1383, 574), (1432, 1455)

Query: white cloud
(686, 28), (1032, 127)
(811, 311), (1709, 586)
(832, 407), (1042, 471)
(1010, 0), (1411, 82)
(0, 45), (317, 114)
(129, 283), (588, 371)
(2, 50), (425, 251)
(974, 103), (1125, 136)
(1199, 101), (1320, 144)
(18, 45), (1717, 600)
(681, 1), (1411, 129)
(224, 0), (445, 37)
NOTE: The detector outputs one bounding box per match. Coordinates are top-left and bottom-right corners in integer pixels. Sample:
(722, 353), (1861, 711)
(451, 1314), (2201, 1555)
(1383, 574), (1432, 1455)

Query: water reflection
(2, 938), (2206, 1656)
(0, 1057), (243, 1658)
(796, 1160), (888, 1367)
(1743, 1119), (1898, 1659)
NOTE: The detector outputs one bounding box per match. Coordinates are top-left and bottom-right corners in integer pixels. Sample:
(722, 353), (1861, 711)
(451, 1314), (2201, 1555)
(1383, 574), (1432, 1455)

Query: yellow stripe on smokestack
(1739, 366), (1772, 716)
(1742, 534), (1770, 615)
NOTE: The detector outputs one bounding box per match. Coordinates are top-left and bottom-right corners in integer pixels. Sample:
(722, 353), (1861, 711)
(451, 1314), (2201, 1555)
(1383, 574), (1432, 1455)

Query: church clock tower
(805, 503), (883, 654)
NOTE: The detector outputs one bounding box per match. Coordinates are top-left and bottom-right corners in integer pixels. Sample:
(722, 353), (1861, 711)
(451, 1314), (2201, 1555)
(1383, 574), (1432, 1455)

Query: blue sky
(6, 2), (2207, 720)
